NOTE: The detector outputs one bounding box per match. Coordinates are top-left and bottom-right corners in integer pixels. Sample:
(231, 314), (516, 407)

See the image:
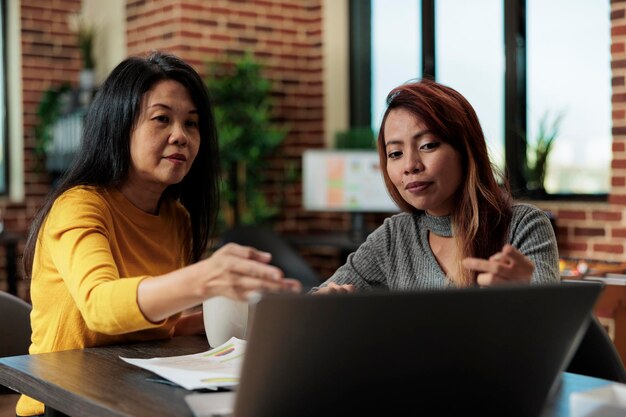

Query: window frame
(350, 0), (609, 201)
(0, 0), (8, 196)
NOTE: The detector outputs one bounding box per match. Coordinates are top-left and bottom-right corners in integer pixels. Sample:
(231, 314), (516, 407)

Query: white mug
(203, 296), (249, 347)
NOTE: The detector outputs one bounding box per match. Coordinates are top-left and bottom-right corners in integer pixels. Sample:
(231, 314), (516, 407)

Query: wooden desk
(0, 335), (614, 417)
(0, 336), (208, 417)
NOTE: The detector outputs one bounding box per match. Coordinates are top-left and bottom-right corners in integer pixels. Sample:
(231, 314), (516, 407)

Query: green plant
(69, 13), (95, 69)
(34, 83), (71, 158)
(205, 53), (288, 228)
(525, 111), (564, 193)
(335, 127), (376, 149)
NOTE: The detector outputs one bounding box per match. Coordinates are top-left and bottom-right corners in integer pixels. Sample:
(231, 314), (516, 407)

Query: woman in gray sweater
(317, 80), (559, 293)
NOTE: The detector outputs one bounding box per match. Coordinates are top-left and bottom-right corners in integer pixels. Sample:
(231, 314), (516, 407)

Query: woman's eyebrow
(385, 129), (431, 147)
(148, 103), (198, 114)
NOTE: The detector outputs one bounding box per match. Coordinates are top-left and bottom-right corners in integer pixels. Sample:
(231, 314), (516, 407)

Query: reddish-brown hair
(377, 79), (512, 286)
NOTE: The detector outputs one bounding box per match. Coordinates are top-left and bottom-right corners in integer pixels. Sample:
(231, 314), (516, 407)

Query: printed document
(120, 337), (246, 390)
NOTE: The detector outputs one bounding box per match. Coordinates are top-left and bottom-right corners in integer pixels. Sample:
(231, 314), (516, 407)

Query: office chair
(0, 290), (31, 358)
(0, 290), (31, 399)
(565, 314), (626, 383)
(219, 225), (322, 291)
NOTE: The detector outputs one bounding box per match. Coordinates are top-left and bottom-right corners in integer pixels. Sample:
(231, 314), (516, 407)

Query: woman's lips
(405, 181), (432, 193)
(164, 153), (187, 163)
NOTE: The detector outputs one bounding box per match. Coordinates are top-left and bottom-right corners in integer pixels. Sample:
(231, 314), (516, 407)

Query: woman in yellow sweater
(16, 51), (301, 417)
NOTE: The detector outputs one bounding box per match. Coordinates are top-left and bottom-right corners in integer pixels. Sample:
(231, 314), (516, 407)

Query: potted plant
(33, 84), (71, 162)
(525, 111), (564, 197)
(335, 127), (376, 149)
(68, 13), (96, 92)
(205, 53), (288, 229)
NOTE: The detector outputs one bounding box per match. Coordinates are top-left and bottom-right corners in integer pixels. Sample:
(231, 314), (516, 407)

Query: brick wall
(3, 0), (83, 298)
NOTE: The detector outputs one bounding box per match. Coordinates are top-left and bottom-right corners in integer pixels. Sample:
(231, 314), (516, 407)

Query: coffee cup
(202, 296), (249, 347)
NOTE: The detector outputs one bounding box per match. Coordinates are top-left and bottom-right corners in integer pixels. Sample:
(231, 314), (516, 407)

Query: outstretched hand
(461, 244), (534, 286)
(314, 282), (356, 295)
(199, 243), (302, 301)
(137, 243), (302, 323)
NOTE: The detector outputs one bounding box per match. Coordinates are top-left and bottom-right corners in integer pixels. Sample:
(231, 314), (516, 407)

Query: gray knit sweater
(319, 203), (559, 290)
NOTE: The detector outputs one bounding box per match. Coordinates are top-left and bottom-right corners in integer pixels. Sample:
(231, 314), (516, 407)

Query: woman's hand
(461, 244), (534, 286)
(314, 282), (356, 294)
(196, 243), (302, 301)
(137, 243), (301, 322)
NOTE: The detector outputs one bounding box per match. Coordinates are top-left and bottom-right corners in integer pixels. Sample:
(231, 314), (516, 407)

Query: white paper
(120, 337), (246, 390)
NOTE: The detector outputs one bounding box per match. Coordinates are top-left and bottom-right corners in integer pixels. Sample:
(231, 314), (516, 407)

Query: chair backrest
(565, 314), (626, 382)
(0, 291), (32, 358)
(219, 225), (321, 291)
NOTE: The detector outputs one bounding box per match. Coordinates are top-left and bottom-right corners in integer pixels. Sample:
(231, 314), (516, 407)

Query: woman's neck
(117, 180), (164, 215)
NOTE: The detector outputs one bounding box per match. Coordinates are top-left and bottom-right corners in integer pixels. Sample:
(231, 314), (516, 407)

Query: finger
(476, 273), (508, 287)
(489, 252), (503, 262)
(329, 283), (355, 294)
(462, 257), (501, 274)
(220, 243), (273, 264)
(229, 275), (288, 298)
(343, 284), (356, 293)
(227, 256), (284, 281)
(319, 283), (345, 294)
(283, 278), (303, 293)
(464, 257), (515, 278)
(236, 275), (302, 295)
(498, 245), (535, 278)
(500, 244), (526, 263)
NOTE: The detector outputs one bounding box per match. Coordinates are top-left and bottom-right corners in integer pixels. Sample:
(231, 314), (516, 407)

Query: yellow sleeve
(44, 189), (166, 335)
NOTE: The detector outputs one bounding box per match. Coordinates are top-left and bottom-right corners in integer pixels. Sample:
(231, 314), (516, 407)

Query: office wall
(0, 0), (85, 298)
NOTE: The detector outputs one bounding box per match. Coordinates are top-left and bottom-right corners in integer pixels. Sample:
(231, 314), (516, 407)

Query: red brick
(609, 194), (626, 205)
(612, 228), (626, 238)
(592, 211), (622, 221)
(612, 176), (626, 186)
(559, 242), (588, 252)
(574, 227), (606, 237)
(614, 93), (626, 102)
(612, 159), (626, 168)
(613, 25), (626, 36)
(593, 244), (624, 254)
(557, 210), (587, 220)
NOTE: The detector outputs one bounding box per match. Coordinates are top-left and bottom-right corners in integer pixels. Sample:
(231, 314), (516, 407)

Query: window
(371, 0), (422, 130)
(351, 0), (611, 199)
(436, 0), (505, 169)
(527, 0), (611, 194)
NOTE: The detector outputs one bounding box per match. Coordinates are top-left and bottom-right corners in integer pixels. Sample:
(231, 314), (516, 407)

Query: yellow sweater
(17, 186), (190, 416)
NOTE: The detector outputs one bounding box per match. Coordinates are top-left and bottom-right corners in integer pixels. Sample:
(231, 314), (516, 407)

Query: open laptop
(186, 281), (602, 417)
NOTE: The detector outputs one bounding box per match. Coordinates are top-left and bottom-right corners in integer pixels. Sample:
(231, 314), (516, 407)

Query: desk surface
(0, 335), (614, 417)
(0, 335), (208, 417)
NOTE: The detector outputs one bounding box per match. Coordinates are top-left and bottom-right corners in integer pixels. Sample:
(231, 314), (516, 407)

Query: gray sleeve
(313, 217), (395, 291)
(509, 205), (560, 284)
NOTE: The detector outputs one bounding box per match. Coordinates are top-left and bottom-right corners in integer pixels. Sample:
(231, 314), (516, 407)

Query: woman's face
(384, 108), (463, 216)
(126, 79), (200, 194)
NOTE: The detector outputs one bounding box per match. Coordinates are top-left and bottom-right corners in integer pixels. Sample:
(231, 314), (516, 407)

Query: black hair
(23, 51), (220, 277)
